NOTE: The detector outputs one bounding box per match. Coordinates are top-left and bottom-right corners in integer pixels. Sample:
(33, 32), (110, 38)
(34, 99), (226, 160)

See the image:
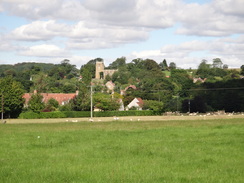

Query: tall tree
(80, 58), (102, 78)
(212, 58), (223, 68)
(107, 57), (126, 69)
(196, 59), (211, 78)
(0, 77), (25, 118)
(159, 59), (168, 71)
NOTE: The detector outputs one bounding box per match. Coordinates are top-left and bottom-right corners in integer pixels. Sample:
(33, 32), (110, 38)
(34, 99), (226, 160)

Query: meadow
(0, 118), (243, 183)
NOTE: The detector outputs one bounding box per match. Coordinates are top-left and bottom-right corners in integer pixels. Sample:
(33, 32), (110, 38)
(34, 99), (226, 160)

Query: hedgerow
(18, 110), (160, 119)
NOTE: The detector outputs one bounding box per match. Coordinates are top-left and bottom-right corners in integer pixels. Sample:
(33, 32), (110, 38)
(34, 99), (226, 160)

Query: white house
(126, 98), (144, 110)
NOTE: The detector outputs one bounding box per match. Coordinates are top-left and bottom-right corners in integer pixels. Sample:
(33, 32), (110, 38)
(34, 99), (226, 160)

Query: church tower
(95, 61), (105, 79)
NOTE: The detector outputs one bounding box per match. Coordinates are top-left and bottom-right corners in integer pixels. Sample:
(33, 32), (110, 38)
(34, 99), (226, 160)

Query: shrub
(19, 110), (159, 119)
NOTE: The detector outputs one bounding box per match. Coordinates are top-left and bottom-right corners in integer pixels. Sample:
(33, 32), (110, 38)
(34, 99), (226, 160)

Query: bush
(18, 110), (160, 119)
(19, 111), (66, 119)
(94, 110), (159, 117)
(62, 111), (91, 118)
(18, 112), (41, 119)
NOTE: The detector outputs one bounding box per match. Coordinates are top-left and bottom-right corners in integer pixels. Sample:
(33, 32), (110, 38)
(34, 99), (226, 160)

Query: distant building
(120, 85), (137, 95)
(126, 98), (144, 110)
(193, 77), (207, 83)
(105, 81), (115, 92)
(95, 61), (117, 79)
(23, 90), (78, 107)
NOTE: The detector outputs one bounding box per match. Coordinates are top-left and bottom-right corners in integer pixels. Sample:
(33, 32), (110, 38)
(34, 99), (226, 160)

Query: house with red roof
(120, 85), (137, 95)
(23, 90), (78, 107)
(126, 98), (144, 110)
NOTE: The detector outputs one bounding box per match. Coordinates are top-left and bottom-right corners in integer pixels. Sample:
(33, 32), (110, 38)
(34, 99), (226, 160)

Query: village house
(126, 98), (144, 110)
(23, 90), (78, 107)
(193, 77), (207, 83)
(120, 85), (137, 95)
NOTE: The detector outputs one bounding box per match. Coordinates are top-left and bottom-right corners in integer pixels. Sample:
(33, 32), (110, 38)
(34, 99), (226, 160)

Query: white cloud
(1, 0), (244, 69)
(10, 20), (69, 41)
(1, 0), (60, 19)
(128, 35), (244, 69)
(176, 0), (244, 37)
(214, 0), (244, 16)
(9, 20), (149, 49)
(67, 22), (149, 49)
(19, 44), (70, 57)
(0, 35), (14, 51)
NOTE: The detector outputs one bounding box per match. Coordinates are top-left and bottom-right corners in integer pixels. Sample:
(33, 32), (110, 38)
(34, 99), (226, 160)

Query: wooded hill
(0, 57), (244, 117)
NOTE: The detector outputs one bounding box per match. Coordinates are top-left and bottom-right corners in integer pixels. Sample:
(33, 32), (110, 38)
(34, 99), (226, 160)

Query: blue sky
(0, 0), (243, 69)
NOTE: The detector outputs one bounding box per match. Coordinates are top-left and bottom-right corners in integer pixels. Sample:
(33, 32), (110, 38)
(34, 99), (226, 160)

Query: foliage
(44, 98), (59, 112)
(241, 65), (244, 75)
(196, 59), (228, 79)
(185, 79), (244, 112)
(169, 62), (176, 70)
(71, 86), (91, 111)
(159, 59), (168, 71)
(106, 57), (126, 69)
(1, 57), (244, 115)
(212, 58), (223, 68)
(27, 93), (45, 112)
(0, 77), (25, 118)
(94, 110), (159, 117)
(80, 58), (102, 78)
(93, 92), (120, 111)
(18, 111), (66, 119)
(19, 110), (158, 119)
(142, 100), (164, 112)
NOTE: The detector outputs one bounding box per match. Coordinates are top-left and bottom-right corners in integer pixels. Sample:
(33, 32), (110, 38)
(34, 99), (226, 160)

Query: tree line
(0, 57), (244, 118)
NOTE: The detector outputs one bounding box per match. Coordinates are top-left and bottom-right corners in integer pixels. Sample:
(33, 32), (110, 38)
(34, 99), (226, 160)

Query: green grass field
(0, 118), (243, 183)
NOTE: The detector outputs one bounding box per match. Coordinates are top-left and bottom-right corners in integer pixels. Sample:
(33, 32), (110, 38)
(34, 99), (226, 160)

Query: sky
(0, 0), (243, 69)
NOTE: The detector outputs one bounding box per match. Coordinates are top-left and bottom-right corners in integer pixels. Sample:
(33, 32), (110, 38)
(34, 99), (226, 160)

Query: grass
(0, 118), (243, 183)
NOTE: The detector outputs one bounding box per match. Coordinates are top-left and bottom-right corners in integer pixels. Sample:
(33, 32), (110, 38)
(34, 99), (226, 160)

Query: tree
(169, 62), (176, 70)
(44, 98), (59, 111)
(142, 100), (164, 112)
(212, 58), (223, 68)
(107, 57), (126, 69)
(144, 59), (161, 71)
(241, 65), (244, 75)
(196, 60), (211, 78)
(28, 93), (45, 112)
(72, 85), (90, 111)
(93, 92), (120, 111)
(159, 59), (168, 71)
(80, 58), (102, 78)
(0, 77), (25, 118)
(223, 64), (228, 69)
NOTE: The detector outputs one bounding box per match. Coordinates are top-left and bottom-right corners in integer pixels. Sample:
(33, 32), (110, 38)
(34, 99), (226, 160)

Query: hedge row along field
(18, 110), (159, 119)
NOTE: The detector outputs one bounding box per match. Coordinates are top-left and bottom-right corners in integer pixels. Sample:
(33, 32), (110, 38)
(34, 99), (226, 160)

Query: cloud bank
(0, 0), (243, 68)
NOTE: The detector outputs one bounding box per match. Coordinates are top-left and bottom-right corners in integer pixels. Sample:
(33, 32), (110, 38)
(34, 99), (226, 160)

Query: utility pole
(90, 84), (93, 119)
(176, 94), (179, 112)
(1, 93), (3, 123)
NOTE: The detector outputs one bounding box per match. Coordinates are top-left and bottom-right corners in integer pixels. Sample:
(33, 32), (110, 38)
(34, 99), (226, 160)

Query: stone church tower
(95, 61), (117, 79)
(95, 61), (105, 79)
